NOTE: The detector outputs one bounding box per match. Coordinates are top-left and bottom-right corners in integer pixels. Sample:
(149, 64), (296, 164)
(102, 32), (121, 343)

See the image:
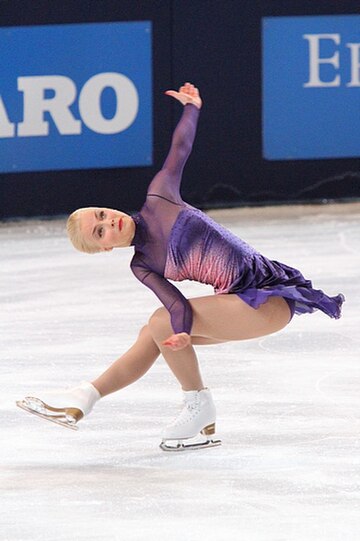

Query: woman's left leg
(190, 294), (292, 341)
(149, 294), (291, 446)
(148, 294), (291, 390)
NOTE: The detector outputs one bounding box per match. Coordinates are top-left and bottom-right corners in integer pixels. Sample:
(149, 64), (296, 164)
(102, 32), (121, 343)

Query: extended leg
(92, 325), (160, 397)
(17, 325), (160, 429)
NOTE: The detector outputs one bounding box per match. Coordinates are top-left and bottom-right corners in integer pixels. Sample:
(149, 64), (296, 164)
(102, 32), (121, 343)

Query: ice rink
(1, 202), (359, 541)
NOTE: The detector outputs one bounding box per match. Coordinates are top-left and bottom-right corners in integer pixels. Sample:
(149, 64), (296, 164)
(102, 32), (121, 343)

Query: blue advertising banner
(263, 15), (360, 160)
(0, 21), (152, 173)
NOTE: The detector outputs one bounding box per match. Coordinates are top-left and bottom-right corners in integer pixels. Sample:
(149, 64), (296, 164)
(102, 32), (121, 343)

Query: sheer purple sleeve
(131, 254), (193, 335)
(147, 104), (200, 202)
(129, 104), (201, 335)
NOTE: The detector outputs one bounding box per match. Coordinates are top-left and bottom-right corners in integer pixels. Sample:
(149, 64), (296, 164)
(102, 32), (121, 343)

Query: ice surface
(1, 203), (359, 541)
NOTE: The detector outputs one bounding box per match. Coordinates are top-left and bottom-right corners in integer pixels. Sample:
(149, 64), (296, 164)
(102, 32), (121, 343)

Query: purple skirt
(232, 284), (344, 319)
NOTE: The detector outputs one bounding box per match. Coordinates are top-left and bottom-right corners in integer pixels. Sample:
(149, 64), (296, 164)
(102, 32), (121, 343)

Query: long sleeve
(147, 104), (200, 202)
(130, 254), (193, 335)
(129, 104), (200, 334)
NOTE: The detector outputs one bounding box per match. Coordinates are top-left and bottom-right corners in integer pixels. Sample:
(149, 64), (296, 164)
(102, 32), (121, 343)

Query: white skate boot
(16, 381), (101, 430)
(160, 388), (221, 452)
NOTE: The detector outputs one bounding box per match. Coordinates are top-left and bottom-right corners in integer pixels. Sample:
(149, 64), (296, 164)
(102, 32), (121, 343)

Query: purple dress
(130, 104), (344, 335)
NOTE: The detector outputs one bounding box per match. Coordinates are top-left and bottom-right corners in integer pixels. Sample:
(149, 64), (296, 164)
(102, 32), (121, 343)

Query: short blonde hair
(66, 207), (100, 254)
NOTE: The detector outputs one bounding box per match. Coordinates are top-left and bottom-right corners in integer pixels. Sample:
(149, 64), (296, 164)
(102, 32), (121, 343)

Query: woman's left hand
(162, 332), (191, 351)
(165, 82), (202, 109)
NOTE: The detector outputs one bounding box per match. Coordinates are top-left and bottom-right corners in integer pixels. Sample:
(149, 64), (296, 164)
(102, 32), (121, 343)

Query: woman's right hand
(162, 332), (191, 351)
(165, 82), (202, 109)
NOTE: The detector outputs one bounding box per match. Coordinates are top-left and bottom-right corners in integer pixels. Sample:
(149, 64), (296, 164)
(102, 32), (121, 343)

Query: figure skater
(17, 83), (344, 451)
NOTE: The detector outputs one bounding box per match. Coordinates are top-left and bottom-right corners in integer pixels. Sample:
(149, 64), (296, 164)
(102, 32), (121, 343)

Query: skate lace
(186, 401), (200, 412)
(169, 398), (200, 425)
(168, 393), (203, 427)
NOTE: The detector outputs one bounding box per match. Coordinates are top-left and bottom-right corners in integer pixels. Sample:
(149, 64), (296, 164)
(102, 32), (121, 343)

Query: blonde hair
(66, 207), (100, 254)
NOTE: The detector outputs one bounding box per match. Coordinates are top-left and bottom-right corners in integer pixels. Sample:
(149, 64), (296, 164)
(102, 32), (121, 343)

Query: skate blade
(160, 437), (222, 452)
(16, 400), (80, 431)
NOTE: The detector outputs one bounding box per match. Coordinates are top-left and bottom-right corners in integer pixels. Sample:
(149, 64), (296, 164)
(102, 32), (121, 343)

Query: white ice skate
(160, 388), (221, 452)
(16, 381), (100, 430)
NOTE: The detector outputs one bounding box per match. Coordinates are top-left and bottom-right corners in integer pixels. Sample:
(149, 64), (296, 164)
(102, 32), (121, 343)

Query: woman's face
(79, 207), (135, 251)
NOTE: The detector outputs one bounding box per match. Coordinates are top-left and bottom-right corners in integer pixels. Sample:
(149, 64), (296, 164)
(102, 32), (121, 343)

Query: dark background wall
(1, 0), (359, 219)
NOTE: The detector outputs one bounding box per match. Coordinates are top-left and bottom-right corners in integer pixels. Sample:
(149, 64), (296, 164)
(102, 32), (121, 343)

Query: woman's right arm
(130, 255), (193, 336)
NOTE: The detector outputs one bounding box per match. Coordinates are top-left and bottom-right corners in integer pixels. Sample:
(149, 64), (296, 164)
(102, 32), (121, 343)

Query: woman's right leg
(17, 325), (161, 428)
(91, 325), (218, 397)
(91, 325), (160, 397)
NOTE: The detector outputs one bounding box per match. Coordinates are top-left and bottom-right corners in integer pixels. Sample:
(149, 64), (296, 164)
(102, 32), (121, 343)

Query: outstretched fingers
(179, 82), (199, 96)
(165, 82), (202, 109)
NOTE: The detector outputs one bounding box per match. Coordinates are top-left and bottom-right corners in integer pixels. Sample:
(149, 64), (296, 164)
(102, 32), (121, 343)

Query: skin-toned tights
(92, 294), (291, 395)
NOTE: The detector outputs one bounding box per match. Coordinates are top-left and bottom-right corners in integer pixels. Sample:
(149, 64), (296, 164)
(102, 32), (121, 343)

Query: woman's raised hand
(165, 82), (202, 109)
(162, 332), (191, 351)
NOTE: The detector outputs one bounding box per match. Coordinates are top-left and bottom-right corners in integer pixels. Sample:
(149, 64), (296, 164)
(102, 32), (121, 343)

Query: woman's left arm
(147, 83), (202, 202)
